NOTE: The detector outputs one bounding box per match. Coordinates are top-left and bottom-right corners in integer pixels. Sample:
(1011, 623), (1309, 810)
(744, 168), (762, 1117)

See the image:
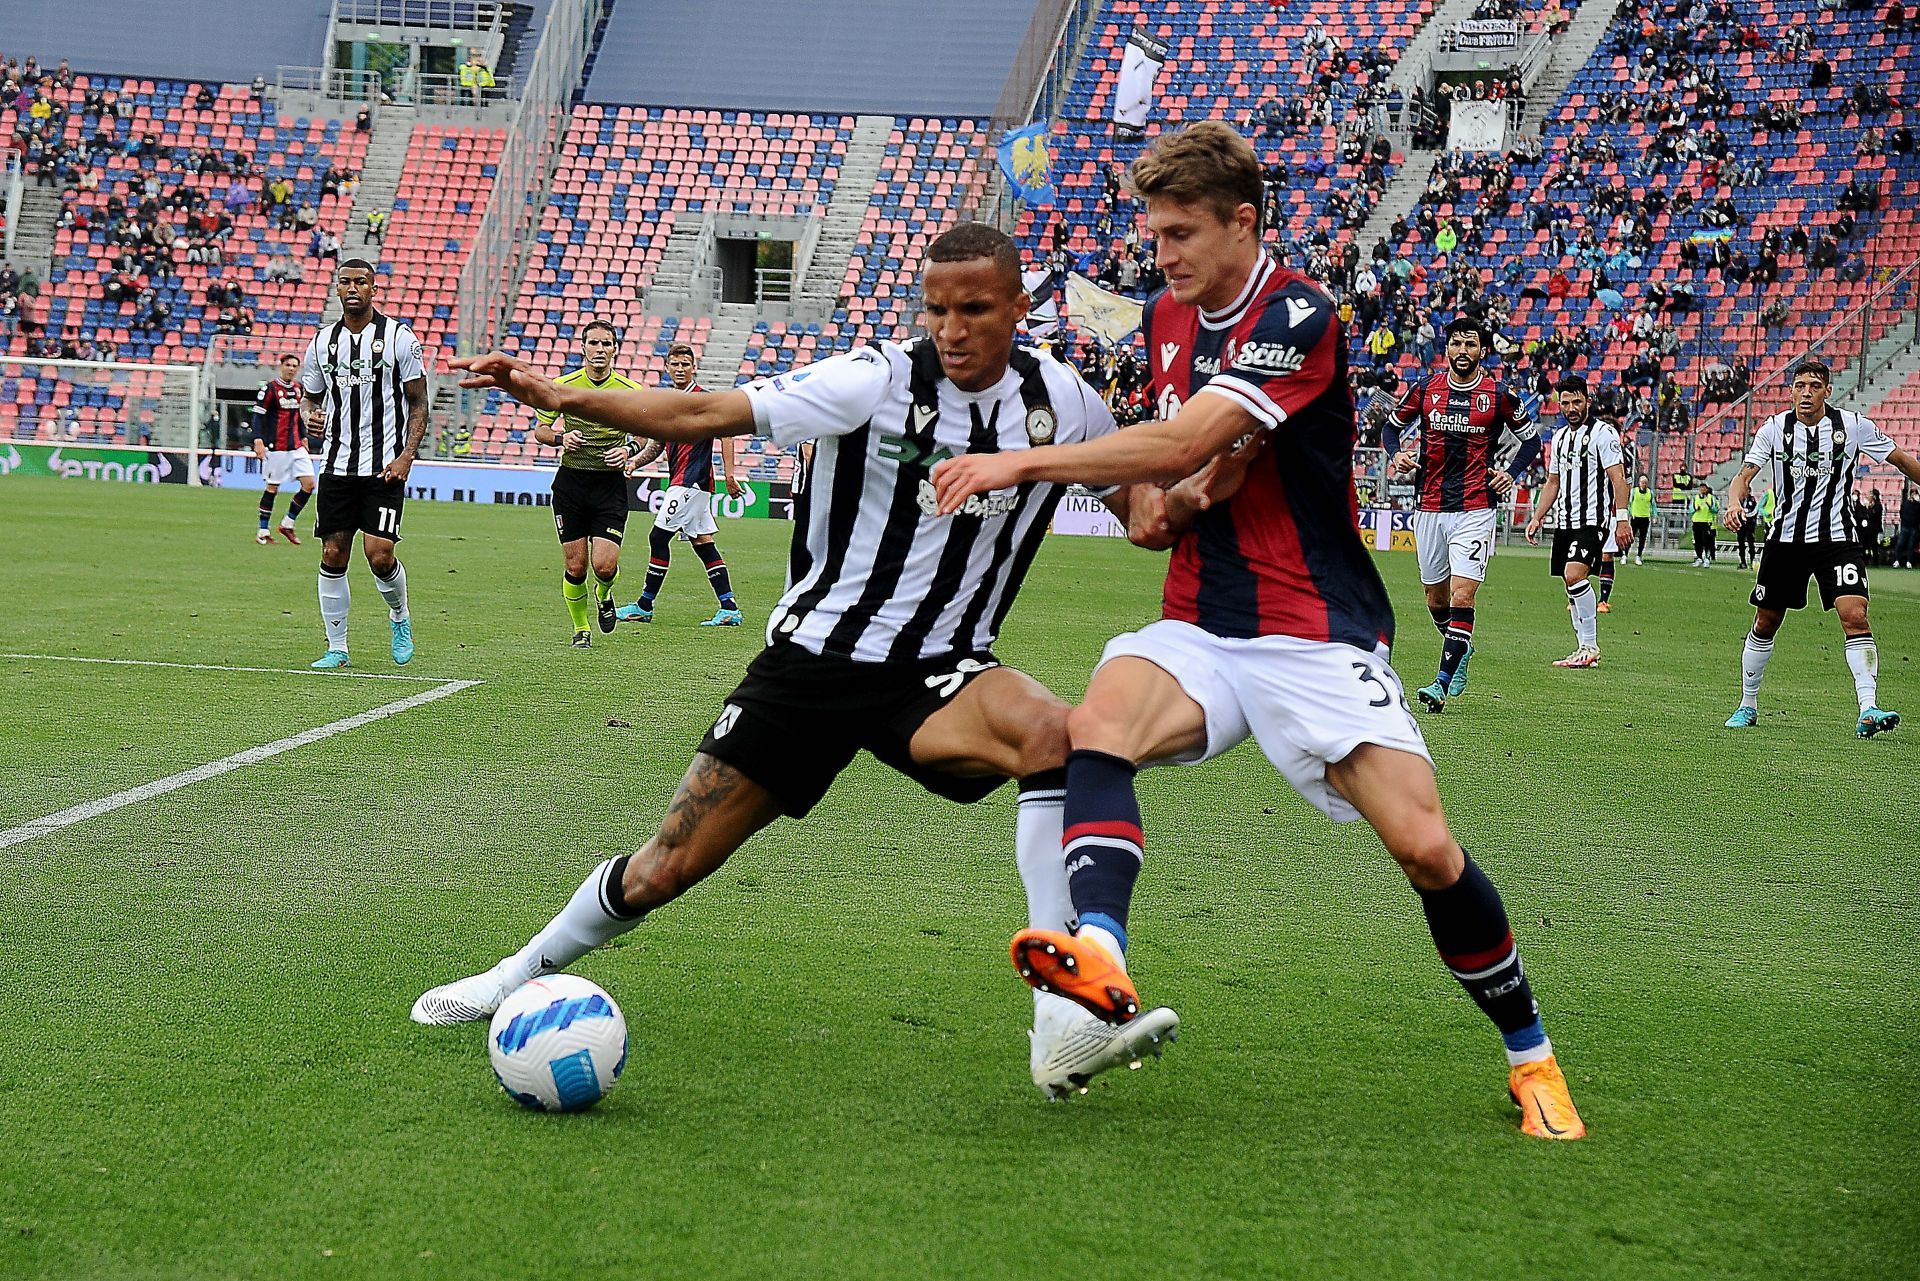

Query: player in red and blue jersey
(250, 353), (316, 545)
(615, 343), (747, 626)
(933, 122), (1584, 1139)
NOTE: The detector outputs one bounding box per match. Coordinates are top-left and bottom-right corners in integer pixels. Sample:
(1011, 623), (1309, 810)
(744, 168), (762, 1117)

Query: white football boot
(1029, 996), (1179, 1099)
(410, 963), (519, 1025)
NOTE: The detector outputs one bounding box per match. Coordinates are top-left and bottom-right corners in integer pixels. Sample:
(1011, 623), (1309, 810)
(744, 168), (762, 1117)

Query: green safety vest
(1629, 487), (1654, 518)
(1692, 493), (1717, 524)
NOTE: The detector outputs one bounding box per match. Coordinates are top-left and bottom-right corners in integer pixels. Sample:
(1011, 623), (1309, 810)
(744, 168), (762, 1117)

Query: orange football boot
(1010, 928), (1139, 1024)
(1509, 1055), (1587, 1140)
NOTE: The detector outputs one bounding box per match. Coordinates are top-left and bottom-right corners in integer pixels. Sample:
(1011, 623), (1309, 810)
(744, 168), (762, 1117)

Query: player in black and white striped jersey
(297, 259), (429, 669)
(1524, 376), (1630, 668)
(1723, 359), (1920, 736)
(419, 224), (1189, 1097)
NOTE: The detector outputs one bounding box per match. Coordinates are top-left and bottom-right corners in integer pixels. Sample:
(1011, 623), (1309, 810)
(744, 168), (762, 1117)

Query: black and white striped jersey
(741, 339), (1117, 663)
(1744, 406), (1896, 544)
(1548, 416), (1624, 529)
(298, 311), (427, 478)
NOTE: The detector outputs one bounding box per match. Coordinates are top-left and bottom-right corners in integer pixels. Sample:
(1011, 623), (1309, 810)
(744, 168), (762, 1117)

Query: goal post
(0, 354), (207, 483)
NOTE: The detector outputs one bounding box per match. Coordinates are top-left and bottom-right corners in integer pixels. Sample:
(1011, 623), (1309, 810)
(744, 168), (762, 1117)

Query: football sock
(695, 540), (736, 608)
(286, 488), (311, 520)
(1017, 768), (1083, 1026)
(1597, 558), (1615, 603)
(1740, 629), (1774, 709)
(1062, 749), (1142, 966)
(593, 570), (618, 603)
(1844, 633), (1878, 711)
(1567, 580), (1598, 649)
(1415, 852), (1550, 1066)
(1428, 604), (1450, 636)
(1437, 607), (1475, 685)
(372, 560), (409, 622)
(502, 855), (645, 987)
(258, 493), (275, 531)
(318, 564), (349, 652)
(563, 570), (592, 632)
(641, 526), (672, 605)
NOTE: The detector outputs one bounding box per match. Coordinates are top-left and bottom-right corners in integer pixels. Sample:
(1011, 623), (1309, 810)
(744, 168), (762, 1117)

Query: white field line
(0, 652), (457, 684)
(0, 679), (483, 850)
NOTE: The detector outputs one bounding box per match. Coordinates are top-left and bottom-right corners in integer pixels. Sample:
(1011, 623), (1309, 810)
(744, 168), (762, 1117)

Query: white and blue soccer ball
(488, 975), (627, 1112)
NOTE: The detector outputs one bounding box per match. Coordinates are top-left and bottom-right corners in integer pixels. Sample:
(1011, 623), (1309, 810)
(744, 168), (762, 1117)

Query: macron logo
(1161, 342), (1179, 370)
(1285, 298), (1316, 329)
(912, 405), (938, 433)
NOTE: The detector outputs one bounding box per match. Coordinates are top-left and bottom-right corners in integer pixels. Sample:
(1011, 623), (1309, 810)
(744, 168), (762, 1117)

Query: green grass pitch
(1, 475), (1914, 1280)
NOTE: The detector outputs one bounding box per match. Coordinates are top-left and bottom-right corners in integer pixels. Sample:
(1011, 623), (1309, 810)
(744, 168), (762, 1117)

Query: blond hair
(1129, 121), (1264, 230)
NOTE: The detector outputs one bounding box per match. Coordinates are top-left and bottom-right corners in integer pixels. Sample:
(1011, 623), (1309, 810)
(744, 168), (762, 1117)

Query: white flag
(1113, 29), (1169, 137)
(1065, 273), (1143, 346)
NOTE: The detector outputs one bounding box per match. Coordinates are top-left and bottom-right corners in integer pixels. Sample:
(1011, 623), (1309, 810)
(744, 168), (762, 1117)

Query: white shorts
(1097, 619), (1434, 823)
(1412, 508), (1497, 584)
(263, 449), (315, 487)
(656, 485), (718, 539)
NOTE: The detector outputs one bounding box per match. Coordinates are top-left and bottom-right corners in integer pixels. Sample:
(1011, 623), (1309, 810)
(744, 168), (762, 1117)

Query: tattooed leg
(615, 753), (785, 912)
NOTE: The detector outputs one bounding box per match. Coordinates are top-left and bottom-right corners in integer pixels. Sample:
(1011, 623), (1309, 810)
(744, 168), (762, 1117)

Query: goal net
(0, 354), (206, 456)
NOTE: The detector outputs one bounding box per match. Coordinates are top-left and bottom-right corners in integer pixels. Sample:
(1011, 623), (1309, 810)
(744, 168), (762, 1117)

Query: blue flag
(997, 122), (1056, 208)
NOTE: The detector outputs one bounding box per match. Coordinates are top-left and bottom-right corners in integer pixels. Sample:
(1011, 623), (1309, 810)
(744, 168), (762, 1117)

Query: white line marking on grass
(0, 652), (458, 684)
(0, 679), (483, 850)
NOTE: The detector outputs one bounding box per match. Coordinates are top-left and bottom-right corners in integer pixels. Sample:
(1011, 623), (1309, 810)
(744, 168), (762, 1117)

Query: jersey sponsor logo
(1285, 298), (1316, 328)
(1427, 412), (1487, 433)
(1231, 341), (1307, 375)
(918, 478), (1018, 518)
(877, 431), (954, 470)
(1161, 341), (1179, 370)
(1192, 354), (1223, 376)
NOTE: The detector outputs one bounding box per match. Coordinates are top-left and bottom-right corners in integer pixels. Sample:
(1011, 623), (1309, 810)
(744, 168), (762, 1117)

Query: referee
(533, 318), (644, 647)
(298, 258), (429, 668)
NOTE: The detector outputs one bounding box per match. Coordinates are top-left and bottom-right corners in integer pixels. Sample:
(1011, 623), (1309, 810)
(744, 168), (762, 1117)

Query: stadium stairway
(696, 301), (762, 389)
(1516, 0), (1627, 137)
(1859, 318), (1920, 417)
(8, 185), (60, 291)
(1387, 0), (1498, 99)
(1356, 150), (1442, 241)
(645, 210), (707, 312)
(796, 115), (894, 310)
(328, 105), (418, 322)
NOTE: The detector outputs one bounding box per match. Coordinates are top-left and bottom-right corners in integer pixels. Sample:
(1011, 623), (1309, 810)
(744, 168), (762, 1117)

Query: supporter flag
(997, 122), (1057, 207)
(1065, 273), (1143, 346)
(1113, 29), (1170, 139)
(1023, 266), (1061, 339)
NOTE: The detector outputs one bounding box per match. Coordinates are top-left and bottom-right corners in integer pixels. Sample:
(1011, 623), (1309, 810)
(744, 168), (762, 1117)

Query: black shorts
(315, 474), (405, 542)
(696, 641), (1008, 817)
(1550, 526), (1605, 575)
(1751, 541), (1869, 612)
(552, 467), (629, 544)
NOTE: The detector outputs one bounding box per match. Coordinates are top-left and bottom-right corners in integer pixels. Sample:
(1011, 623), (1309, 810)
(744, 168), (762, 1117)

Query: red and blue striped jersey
(1388, 370), (1534, 512)
(664, 382), (716, 489)
(1149, 257), (1395, 651)
(251, 378), (305, 452)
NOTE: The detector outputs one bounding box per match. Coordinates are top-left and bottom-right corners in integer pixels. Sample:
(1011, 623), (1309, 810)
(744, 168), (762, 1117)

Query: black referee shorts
(1751, 541), (1869, 612)
(696, 641), (1007, 818)
(552, 467), (630, 545)
(315, 474), (405, 543)
(1549, 526), (1605, 576)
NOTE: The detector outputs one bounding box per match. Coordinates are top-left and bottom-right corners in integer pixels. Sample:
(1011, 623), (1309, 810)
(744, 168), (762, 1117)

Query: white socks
(1017, 774), (1087, 1028)
(318, 567), (350, 652)
(374, 560), (410, 622)
(1740, 629), (1774, 709)
(502, 857), (645, 988)
(1567, 579), (1598, 650)
(1845, 634), (1878, 711)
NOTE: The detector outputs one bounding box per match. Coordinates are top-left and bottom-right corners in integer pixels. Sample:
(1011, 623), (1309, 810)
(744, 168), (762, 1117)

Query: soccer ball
(487, 975), (628, 1112)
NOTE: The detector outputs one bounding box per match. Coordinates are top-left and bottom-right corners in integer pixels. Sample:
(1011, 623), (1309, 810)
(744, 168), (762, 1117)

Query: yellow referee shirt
(536, 368), (643, 470)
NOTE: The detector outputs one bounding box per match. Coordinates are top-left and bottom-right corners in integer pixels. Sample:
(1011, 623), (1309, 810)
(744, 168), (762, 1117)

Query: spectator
(1810, 53), (1832, 89)
(364, 209), (387, 243)
(250, 73), (268, 104)
(1892, 484), (1920, 568)
(355, 107), (372, 133)
(194, 84), (216, 111)
(459, 49), (497, 106)
(1855, 489), (1886, 563)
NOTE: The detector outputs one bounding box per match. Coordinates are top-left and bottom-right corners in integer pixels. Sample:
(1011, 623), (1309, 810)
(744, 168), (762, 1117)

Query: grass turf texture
(0, 475), (1914, 1280)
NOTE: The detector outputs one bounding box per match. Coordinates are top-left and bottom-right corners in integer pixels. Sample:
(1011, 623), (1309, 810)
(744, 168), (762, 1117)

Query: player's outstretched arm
(1889, 447), (1920, 487)
(932, 394), (1256, 515)
(453, 353), (755, 442)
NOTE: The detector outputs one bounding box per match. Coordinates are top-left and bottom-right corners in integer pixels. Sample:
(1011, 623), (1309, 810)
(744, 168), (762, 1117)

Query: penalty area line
(0, 652), (463, 684)
(0, 678), (483, 850)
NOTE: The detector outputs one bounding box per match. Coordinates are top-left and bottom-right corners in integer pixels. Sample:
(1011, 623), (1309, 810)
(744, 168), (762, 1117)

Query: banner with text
(1446, 99), (1508, 153)
(1451, 18), (1519, 48)
(0, 441), (189, 484)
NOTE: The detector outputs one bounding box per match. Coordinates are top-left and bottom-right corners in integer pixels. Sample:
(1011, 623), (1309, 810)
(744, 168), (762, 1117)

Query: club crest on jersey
(1474, 392), (1492, 414)
(372, 339), (386, 357)
(1025, 405), (1056, 445)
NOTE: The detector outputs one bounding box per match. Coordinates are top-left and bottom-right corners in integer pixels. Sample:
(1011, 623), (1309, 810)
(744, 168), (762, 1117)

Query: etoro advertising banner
(0, 441), (189, 484)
